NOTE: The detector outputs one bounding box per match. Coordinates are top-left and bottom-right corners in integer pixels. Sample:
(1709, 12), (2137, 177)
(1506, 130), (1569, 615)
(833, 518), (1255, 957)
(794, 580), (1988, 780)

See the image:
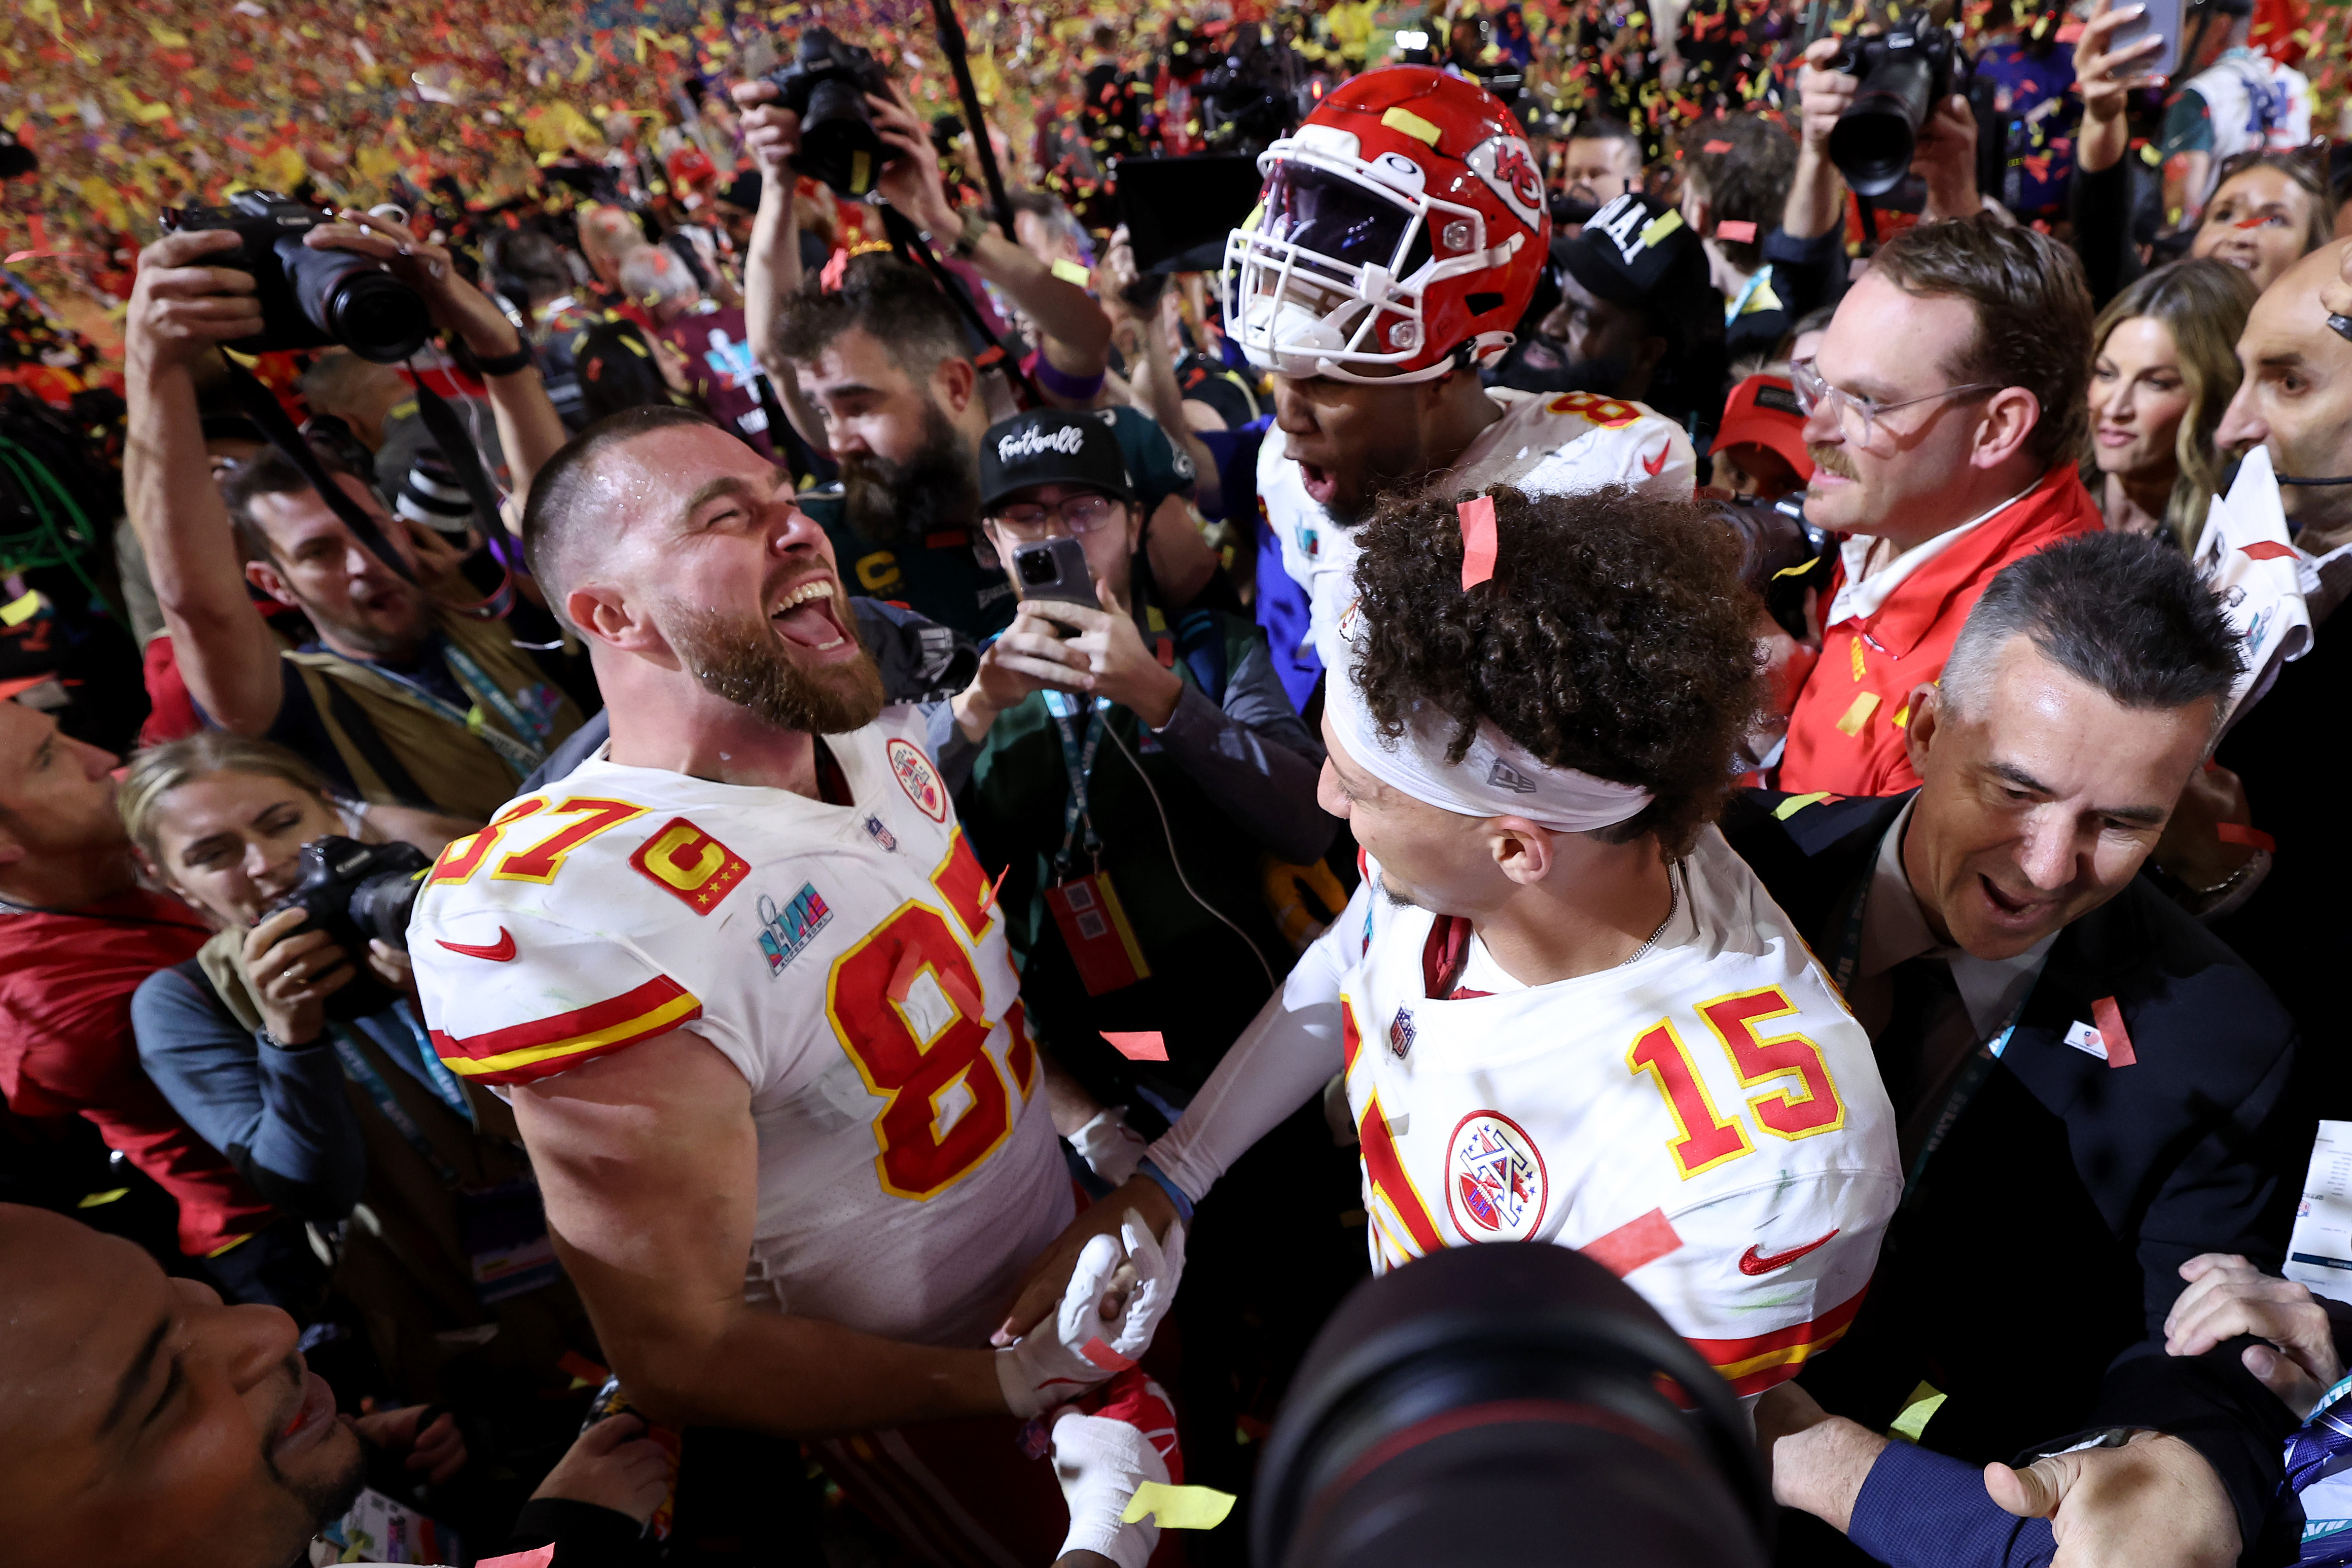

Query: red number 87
(827, 903), (1019, 1200)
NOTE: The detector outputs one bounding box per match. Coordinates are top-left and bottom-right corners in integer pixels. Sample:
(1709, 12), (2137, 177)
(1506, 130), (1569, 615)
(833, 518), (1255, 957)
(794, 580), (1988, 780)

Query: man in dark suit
(1740, 533), (2305, 1568)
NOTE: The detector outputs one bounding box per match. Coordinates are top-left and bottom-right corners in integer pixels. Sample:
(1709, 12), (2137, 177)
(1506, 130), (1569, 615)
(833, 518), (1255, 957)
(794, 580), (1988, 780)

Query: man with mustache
(407, 406), (1186, 1568)
(1777, 217), (2105, 797)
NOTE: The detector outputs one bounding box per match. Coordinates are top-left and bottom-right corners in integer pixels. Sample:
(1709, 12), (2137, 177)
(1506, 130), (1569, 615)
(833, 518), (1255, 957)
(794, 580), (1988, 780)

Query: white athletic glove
(1051, 1370), (1181, 1568)
(1070, 1106), (1149, 1188)
(995, 1209), (1186, 1418)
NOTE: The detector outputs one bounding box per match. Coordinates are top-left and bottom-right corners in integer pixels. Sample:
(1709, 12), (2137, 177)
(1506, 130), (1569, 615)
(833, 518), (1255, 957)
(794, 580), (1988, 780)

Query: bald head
(0, 1205), (361, 1568)
(578, 204), (650, 287)
(2218, 238), (2352, 526)
(521, 405), (753, 629)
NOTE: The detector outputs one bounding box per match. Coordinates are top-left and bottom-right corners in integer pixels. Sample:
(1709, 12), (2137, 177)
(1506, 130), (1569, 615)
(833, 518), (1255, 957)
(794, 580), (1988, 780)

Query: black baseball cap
(1560, 192), (1711, 311)
(978, 410), (1135, 515)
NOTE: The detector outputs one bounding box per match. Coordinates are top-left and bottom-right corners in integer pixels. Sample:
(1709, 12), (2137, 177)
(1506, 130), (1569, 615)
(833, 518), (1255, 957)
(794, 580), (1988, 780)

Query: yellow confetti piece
(1772, 553), (1821, 580)
(1835, 691), (1880, 737)
(1122, 1481), (1238, 1530)
(1050, 257), (1092, 286)
(1773, 791), (1831, 821)
(1640, 209), (1686, 247)
(148, 20), (190, 46)
(2, 590), (45, 627)
(76, 1187), (130, 1208)
(1888, 1381), (1947, 1442)
(1848, 637), (1866, 682)
(1892, 703), (1910, 730)
(1381, 106), (1442, 146)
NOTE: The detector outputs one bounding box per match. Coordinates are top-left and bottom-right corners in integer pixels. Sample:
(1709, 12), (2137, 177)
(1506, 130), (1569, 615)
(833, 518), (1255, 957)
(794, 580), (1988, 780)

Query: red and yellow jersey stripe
(430, 974), (703, 1085)
(1689, 1282), (1870, 1398)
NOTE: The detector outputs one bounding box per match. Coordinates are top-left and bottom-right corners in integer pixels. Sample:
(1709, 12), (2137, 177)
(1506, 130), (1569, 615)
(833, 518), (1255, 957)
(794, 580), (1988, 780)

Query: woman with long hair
(2083, 259), (2258, 547)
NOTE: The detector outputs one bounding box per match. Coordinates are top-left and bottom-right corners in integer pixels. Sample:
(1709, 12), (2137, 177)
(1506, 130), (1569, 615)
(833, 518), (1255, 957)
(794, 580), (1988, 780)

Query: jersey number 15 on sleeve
(1627, 986), (1847, 1180)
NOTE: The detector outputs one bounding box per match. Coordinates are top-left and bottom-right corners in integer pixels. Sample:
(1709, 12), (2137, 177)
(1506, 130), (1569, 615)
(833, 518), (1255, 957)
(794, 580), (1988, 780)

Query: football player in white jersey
(1005, 482), (1902, 1416)
(407, 405), (1184, 1568)
(1229, 65), (1698, 677)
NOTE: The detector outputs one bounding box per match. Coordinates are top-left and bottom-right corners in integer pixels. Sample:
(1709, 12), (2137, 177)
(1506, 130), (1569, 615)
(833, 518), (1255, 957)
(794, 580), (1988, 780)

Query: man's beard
(665, 597), (887, 735)
(1489, 335), (1632, 402)
(839, 399), (980, 544)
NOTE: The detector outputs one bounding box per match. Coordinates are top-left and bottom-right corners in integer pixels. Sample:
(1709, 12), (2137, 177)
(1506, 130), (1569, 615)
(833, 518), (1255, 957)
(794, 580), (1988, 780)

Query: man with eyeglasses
(942, 411), (1332, 1137)
(1777, 216), (2105, 799)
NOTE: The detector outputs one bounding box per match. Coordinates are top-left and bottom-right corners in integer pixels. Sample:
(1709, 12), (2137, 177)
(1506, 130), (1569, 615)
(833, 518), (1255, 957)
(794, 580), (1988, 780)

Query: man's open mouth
(1296, 457), (1339, 506)
(770, 578), (851, 651)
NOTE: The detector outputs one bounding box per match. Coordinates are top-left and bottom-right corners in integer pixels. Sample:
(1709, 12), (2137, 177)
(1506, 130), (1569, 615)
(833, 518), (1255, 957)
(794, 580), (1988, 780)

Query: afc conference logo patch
(886, 738), (948, 823)
(1446, 1110), (1549, 1241)
(757, 883), (833, 975)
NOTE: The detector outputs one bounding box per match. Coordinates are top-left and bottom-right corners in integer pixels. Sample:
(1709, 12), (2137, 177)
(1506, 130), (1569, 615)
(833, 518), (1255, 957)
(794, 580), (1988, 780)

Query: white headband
(1324, 669), (1655, 833)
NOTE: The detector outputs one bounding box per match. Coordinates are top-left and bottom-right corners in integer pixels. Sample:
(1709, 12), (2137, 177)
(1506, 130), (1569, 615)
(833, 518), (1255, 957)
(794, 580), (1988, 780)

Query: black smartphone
(1014, 538), (1096, 629)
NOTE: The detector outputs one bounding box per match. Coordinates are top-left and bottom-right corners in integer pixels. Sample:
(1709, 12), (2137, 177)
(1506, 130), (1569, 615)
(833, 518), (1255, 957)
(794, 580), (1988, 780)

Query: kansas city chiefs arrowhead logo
(1465, 134), (1545, 235)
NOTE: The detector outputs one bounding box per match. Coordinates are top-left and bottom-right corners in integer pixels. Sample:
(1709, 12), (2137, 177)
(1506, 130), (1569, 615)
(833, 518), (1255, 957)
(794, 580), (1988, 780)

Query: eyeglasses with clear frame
(1790, 357), (2000, 451)
(985, 492), (1123, 542)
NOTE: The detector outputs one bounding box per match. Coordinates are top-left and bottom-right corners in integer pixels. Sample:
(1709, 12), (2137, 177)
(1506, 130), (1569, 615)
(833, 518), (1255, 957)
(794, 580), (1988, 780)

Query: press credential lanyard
(1043, 688), (1111, 876)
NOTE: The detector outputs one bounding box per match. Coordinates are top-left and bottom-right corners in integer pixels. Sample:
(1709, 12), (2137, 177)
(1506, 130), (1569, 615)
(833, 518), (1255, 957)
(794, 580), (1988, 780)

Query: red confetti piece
(2215, 822), (2276, 852)
(2089, 996), (2136, 1068)
(1714, 219), (1758, 243)
(1101, 1031), (1167, 1061)
(1458, 494), (1499, 590)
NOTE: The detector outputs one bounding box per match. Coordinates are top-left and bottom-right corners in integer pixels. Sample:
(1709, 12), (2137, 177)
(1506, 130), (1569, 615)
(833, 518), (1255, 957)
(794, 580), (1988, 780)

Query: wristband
(1032, 353), (1108, 404)
(953, 206), (990, 259)
(469, 341), (536, 377)
(1135, 1157), (1195, 1224)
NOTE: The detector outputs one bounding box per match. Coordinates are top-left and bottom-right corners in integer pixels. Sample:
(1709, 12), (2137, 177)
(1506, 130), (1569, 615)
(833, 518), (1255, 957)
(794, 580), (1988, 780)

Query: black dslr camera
(766, 28), (894, 198)
(267, 836), (432, 1021)
(1827, 27), (1972, 198)
(162, 192), (433, 364)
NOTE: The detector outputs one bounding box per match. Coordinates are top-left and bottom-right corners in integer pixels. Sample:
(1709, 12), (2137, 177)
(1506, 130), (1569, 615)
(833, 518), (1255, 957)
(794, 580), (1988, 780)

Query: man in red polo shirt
(0, 699), (300, 1304)
(1780, 217), (2103, 798)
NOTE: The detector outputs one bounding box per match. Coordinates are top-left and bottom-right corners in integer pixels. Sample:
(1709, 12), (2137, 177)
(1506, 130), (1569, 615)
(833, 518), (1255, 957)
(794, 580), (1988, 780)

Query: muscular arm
(512, 1028), (1008, 1437)
(122, 233), (288, 736)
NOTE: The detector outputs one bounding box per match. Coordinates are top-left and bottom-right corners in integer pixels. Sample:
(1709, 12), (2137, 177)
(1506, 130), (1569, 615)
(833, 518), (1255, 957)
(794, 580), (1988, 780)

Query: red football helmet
(1224, 66), (1551, 384)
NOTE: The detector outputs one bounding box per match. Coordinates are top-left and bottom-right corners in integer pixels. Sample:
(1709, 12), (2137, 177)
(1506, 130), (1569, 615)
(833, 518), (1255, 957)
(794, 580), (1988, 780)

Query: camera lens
(279, 240), (432, 363)
(1017, 545), (1059, 587)
(348, 863), (429, 952)
(1828, 42), (1938, 198)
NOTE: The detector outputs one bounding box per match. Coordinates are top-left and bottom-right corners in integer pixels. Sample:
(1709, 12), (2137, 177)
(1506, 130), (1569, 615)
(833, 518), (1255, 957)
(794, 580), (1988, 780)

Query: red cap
(1715, 373), (1813, 482)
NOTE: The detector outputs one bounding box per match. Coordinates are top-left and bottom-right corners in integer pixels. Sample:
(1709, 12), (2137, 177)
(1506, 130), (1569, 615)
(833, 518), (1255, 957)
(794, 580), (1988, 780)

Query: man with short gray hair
(1730, 531), (2304, 1568)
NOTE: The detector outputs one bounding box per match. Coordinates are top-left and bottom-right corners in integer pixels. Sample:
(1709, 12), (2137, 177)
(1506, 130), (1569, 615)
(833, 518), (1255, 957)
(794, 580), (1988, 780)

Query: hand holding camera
(295, 206), (529, 367)
(124, 229), (269, 377)
(728, 78), (804, 176)
(244, 905), (361, 1047)
(865, 77), (961, 240)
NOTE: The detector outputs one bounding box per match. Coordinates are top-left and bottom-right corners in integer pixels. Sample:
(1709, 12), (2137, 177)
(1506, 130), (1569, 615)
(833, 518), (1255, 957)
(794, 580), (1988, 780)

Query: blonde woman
(2084, 260), (2258, 548)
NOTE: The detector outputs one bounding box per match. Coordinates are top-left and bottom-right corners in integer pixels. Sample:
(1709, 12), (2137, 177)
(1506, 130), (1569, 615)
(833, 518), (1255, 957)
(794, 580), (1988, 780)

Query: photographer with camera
(942, 409), (1328, 1115)
(1783, 31), (1990, 256)
(123, 207), (585, 824)
(117, 732), (591, 1401)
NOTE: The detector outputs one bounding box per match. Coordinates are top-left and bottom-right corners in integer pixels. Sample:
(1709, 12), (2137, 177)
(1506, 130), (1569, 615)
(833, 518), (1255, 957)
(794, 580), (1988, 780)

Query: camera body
(267, 836), (432, 1021)
(163, 192), (433, 364)
(766, 29), (893, 198)
(1828, 28), (1972, 198)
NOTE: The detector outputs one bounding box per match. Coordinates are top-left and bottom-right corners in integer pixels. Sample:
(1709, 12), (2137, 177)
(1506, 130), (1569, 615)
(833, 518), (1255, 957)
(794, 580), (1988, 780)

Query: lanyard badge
(1042, 689), (1152, 995)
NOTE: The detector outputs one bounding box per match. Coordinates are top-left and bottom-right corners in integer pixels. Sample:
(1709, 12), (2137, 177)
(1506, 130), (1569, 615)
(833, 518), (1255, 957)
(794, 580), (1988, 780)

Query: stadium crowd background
(5, 0), (2352, 1562)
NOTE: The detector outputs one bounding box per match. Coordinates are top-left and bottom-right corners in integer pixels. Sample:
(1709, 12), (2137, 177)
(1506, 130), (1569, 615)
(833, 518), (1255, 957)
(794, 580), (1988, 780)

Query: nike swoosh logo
(1641, 443), (1670, 477)
(1738, 1228), (1839, 1275)
(437, 928), (517, 963)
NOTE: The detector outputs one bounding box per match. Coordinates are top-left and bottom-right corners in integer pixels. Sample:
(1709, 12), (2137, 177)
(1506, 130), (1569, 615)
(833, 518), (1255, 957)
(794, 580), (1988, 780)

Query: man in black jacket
(1739, 533), (2304, 1568)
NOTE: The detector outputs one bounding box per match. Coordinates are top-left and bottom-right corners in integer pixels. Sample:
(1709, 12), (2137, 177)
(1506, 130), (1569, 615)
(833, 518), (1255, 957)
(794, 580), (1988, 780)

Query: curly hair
(1348, 483), (1763, 858)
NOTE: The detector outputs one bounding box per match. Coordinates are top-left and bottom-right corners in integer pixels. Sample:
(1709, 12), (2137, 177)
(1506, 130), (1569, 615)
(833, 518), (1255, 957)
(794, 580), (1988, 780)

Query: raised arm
(298, 209), (569, 507)
(1783, 38), (1855, 242)
(731, 78), (832, 457)
(867, 82), (1113, 392)
(122, 228), (290, 736)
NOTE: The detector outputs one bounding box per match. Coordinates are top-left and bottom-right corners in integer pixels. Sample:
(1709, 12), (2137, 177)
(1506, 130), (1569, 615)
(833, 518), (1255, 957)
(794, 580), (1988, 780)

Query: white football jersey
(1331, 829), (1898, 1396)
(2184, 50), (2313, 184)
(408, 709), (1071, 1348)
(1263, 388), (1699, 674)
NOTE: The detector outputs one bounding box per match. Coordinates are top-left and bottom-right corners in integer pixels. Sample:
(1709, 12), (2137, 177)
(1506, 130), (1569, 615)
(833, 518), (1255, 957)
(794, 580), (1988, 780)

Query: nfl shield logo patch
(1388, 1007), (1416, 1058)
(1445, 1111), (1549, 1241)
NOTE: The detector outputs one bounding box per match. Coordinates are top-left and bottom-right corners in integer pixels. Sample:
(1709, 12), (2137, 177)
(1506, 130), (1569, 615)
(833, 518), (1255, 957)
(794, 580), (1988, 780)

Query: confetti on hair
(1458, 494), (1498, 590)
